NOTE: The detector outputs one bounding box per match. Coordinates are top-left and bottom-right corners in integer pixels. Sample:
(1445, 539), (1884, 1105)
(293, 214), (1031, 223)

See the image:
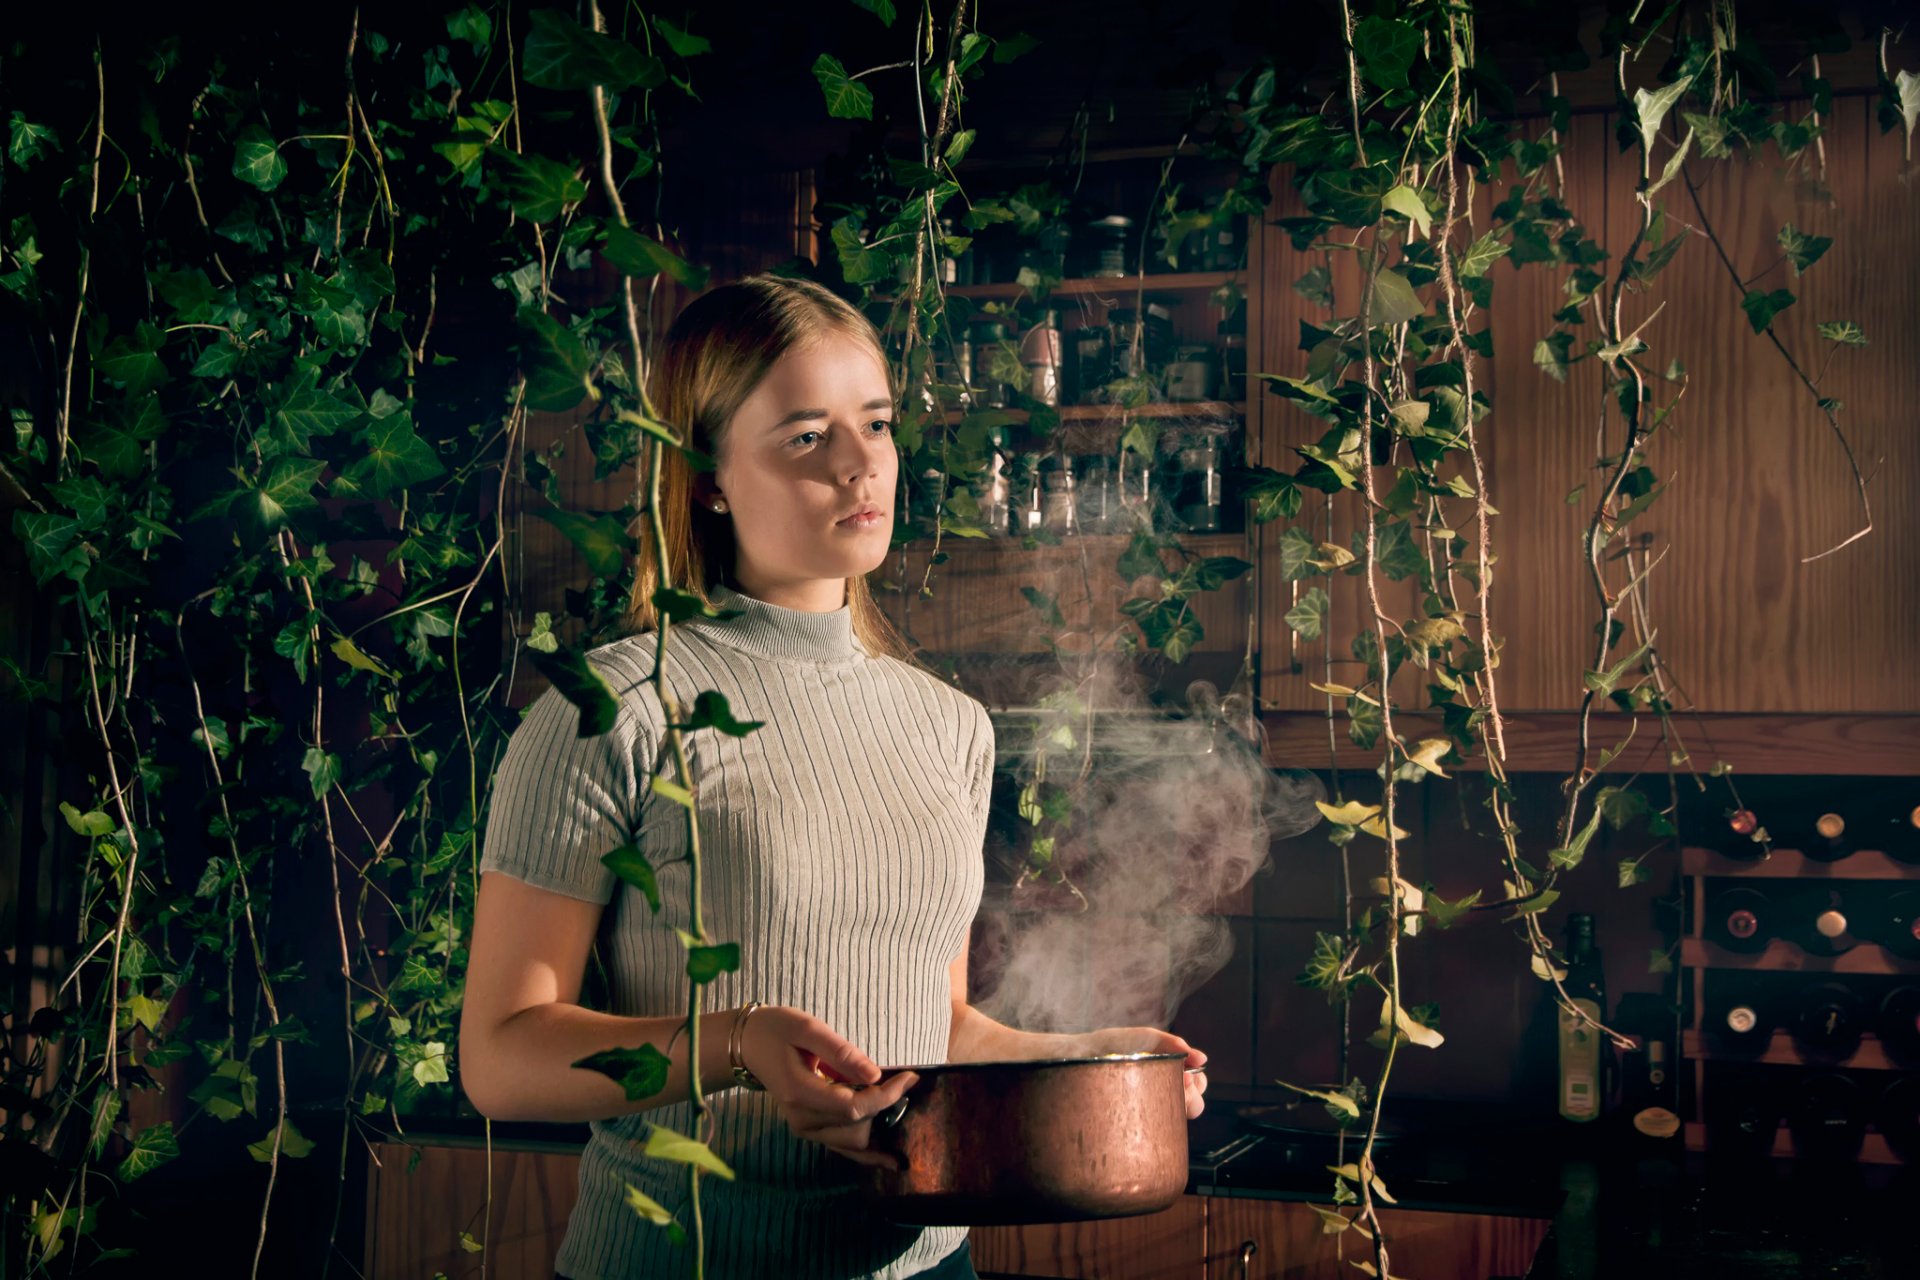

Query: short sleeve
(964, 701), (997, 834)
(478, 681), (645, 906)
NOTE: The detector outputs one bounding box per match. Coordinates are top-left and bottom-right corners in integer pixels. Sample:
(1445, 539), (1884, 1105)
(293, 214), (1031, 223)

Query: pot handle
(878, 1096), (910, 1128)
(1237, 1239), (1257, 1278)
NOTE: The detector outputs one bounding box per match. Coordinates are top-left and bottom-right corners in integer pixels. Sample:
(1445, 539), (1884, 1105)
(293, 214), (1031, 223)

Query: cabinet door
(1204, 1198), (1548, 1280)
(365, 1141), (580, 1280)
(968, 1195), (1206, 1278)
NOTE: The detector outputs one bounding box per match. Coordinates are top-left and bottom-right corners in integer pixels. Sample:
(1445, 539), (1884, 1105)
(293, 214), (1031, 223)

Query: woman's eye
(790, 431), (820, 448)
(868, 419), (894, 435)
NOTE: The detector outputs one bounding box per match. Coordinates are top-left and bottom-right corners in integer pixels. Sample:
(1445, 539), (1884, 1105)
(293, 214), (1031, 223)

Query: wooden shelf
(1680, 937), (1920, 976)
(1257, 712), (1920, 776)
(1683, 1029), (1908, 1072)
(944, 271), (1242, 300)
(1682, 1122), (1906, 1165)
(943, 401), (1245, 424)
(890, 530), (1246, 558)
(1682, 846), (1920, 879)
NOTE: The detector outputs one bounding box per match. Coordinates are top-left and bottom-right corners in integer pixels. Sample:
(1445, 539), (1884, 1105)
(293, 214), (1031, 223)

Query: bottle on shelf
(1705, 980), (1774, 1055)
(1556, 912), (1608, 1125)
(1712, 804), (1770, 859)
(1876, 1073), (1920, 1161)
(1785, 1070), (1866, 1161)
(1783, 807), (1855, 862)
(1790, 982), (1866, 1061)
(1019, 310), (1062, 408)
(1614, 993), (1681, 1147)
(1878, 889), (1920, 960)
(1877, 985), (1920, 1064)
(1793, 885), (1863, 957)
(1871, 795), (1920, 865)
(1704, 885), (1773, 954)
(1704, 1064), (1780, 1159)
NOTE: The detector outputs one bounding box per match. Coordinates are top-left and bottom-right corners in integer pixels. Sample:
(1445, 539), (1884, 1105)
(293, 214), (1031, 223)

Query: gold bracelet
(728, 1001), (766, 1091)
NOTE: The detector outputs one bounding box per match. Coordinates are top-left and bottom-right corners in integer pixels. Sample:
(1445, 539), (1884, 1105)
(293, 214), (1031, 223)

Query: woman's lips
(836, 510), (885, 530)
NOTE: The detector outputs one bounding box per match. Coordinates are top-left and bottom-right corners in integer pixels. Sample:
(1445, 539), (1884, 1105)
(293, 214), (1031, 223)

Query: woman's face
(712, 330), (898, 603)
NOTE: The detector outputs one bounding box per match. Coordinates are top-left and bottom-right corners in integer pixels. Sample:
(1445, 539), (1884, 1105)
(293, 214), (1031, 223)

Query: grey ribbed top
(478, 584), (992, 1279)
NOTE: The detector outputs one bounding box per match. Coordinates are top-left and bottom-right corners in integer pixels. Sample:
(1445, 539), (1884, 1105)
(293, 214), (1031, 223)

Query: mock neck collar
(683, 583), (862, 664)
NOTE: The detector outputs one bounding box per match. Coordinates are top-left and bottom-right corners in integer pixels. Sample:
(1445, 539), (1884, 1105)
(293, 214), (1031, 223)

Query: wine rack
(1681, 822), (1920, 1165)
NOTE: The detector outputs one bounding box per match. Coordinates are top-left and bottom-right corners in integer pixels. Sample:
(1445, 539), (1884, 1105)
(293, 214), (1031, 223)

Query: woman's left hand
(1073, 1026), (1207, 1119)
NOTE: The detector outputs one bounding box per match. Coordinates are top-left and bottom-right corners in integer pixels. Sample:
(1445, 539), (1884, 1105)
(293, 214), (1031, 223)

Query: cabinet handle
(1287, 580), (1301, 673)
(1238, 1238), (1257, 1278)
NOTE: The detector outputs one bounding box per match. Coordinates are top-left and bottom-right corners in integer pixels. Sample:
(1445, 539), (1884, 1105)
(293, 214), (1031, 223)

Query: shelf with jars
(938, 269), (1242, 300)
(1679, 780), (1920, 1164)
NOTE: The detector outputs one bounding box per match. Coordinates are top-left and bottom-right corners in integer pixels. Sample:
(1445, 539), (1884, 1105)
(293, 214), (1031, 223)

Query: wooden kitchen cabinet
(1203, 1198), (1549, 1280)
(968, 1196), (1206, 1279)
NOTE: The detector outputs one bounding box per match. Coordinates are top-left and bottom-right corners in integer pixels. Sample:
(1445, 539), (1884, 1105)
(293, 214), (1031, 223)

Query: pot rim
(876, 1050), (1187, 1074)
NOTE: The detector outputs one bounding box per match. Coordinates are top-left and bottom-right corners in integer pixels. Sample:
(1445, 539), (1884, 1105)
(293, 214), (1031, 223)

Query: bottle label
(1633, 1107), (1681, 1139)
(1557, 998), (1603, 1121)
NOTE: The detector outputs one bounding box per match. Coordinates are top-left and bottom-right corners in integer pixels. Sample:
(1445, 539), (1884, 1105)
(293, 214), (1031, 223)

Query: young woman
(460, 274), (1208, 1280)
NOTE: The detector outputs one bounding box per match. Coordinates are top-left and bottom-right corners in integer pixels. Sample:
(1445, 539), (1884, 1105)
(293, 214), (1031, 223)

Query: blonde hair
(619, 273), (920, 666)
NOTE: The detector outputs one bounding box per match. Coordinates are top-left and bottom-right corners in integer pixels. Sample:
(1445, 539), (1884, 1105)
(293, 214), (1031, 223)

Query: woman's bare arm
(458, 871), (737, 1123)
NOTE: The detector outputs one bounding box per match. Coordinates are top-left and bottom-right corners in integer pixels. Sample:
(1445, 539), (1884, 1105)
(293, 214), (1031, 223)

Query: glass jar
(1069, 324), (1110, 405)
(1165, 344), (1219, 402)
(971, 318), (1014, 408)
(1083, 215), (1133, 277)
(1117, 447), (1156, 533)
(1074, 455), (1120, 535)
(1019, 310), (1063, 407)
(1008, 452), (1044, 535)
(1039, 454), (1078, 535)
(1217, 318), (1247, 403)
(1205, 214), (1247, 272)
(1170, 431), (1224, 532)
(1106, 308), (1148, 380)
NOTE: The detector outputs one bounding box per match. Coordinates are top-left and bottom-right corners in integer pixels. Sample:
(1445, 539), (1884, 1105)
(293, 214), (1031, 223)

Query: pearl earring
(711, 499), (729, 514)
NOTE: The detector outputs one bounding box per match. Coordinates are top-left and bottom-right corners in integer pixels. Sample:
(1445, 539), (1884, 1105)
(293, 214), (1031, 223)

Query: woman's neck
(727, 569), (847, 614)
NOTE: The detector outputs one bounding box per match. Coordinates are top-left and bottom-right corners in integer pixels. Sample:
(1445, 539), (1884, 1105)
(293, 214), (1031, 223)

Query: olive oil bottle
(1557, 913), (1608, 1124)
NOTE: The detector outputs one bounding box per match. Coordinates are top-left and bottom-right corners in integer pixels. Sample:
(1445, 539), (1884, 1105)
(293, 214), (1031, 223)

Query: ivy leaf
(651, 15), (711, 57)
(410, 1043), (451, 1088)
(522, 10), (664, 91)
(1892, 69), (1920, 158)
(601, 225), (710, 291)
(235, 457), (328, 546)
(945, 128), (977, 167)
(1368, 269), (1423, 328)
(851, 0), (897, 26)
(247, 1119), (316, 1162)
(1116, 531), (1168, 582)
(1381, 185), (1431, 238)
(116, 1122), (179, 1182)
(650, 775), (695, 808)
(575, 1043), (671, 1101)
(271, 373), (359, 455)
(1816, 320), (1867, 347)
(230, 125), (287, 192)
(1284, 586), (1329, 639)
(1353, 16), (1418, 91)
(1278, 526), (1320, 581)
(516, 306), (597, 412)
(1316, 800), (1381, 826)
(625, 1182), (679, 1231)
(1293, 264), (1334, 308)
(1776, 223), (1831, 275)
(680, 690), (764, 738)
(89, 1089), (123, 1158)
(1346, 696), (1382, 750)
(488, 148), (586, 222)
(1457, 233), (1509, 278)
(811, 53), (874, 120)
(1371, 995), (1444, 1049)
(643, 1124), (736, 1180)
(685, 941), (740, 983)
(602, 845), (661, 912)
(1274, 1080), (1361, 1119)
(1740, 288), (1795, 333)
(8, 113), (58, 168)
(61, 802), (117, 837)
(527, 646), (621, 738)
(335, 414), (445, 500)
(1425, 889), (1482, 929)
(1255, 373), (1338, 405)
(76, 398), (166, 479)
(1583, 633), (1654, 696)
(301, 747), (341, 800)
(1020, 585), (1065, 628)
(1632, 77), (1694, 153)
(652, 585), (742, 623)
(97, 323), (169, 396)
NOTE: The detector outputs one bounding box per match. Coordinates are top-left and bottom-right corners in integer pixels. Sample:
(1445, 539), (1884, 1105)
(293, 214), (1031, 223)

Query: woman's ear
(690, 471), (724, 511)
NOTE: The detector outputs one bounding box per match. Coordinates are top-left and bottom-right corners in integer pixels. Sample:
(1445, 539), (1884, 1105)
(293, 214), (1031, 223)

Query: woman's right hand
(735, 1005), (918, 1171)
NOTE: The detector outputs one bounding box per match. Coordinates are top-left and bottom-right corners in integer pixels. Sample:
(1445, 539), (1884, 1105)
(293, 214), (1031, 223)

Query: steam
(971, 657), (1325, 1037)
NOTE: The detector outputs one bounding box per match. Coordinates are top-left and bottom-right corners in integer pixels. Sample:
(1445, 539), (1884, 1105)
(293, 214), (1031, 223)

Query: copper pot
(859, 1051), (1189, 1225)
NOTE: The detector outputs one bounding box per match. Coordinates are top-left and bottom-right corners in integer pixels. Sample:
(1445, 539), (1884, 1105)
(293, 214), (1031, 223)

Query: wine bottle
(1711, 805), (1768, 859)
(1791, 982), (1865, 1061)
(1556, 912), (1607, 1125)
(1877, 985), (1920, 1064)
(1880, 890), (1920, 960)
(1704, 886), (1773, 953)
(1794, 886), (1862, 957)
(1705, 1065), (1780, 1159)
(1877, 1074), (1920, 1161)
(1706, 984), (1773, 1054)
(1785, 1070), (1866, 1161)
(1861, 793), (1920, 865)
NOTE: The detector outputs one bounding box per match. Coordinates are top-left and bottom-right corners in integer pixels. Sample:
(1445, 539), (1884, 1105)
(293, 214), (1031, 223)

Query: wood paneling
(970, 1195), (1206, 1279)
(1203, 1199), (1549, 1280)
(364, 1141), (580, 1280)
(1257, 96), (1920, 722)
(1260, 710), (1920, 775)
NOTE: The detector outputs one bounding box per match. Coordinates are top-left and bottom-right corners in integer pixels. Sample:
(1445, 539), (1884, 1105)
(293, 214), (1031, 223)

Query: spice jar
(1083, 215), (1133, 277)
(1117, 446), (1157, 533)
(1074, 455), (1120, 535)
(1217, 317), (1247, 403)
(969, 425), (1014, 538)
(1166, 345), (1219, 402)
(1069, 324), (1110, 405)
(971, 318), (1014, 408)
(1019, 310), (1063, 407)
(1008, 452), (1044, 535)
(1169, 429), (1225, 532)
(1039, 453), (1078, 535)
